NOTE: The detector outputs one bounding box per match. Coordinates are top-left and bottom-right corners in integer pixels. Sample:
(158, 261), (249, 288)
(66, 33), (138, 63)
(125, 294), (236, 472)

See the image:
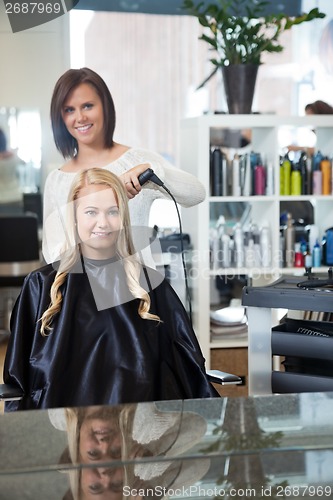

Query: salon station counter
(1, 394), (333, 499)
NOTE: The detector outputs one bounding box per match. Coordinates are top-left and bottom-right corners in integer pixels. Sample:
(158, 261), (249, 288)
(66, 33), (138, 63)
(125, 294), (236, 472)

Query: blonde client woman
(43, 67), (205, 264)
(4, 168), (218, 411)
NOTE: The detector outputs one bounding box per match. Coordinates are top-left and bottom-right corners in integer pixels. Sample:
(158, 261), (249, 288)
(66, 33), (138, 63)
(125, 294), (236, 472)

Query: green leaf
(181, 0), (326, 86)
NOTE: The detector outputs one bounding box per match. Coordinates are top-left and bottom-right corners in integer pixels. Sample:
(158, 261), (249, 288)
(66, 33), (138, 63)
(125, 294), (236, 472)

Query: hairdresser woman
(43, 67), (205, 264)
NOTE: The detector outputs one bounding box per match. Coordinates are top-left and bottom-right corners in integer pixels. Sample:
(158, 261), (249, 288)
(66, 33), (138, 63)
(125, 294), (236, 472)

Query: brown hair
(50, 67), (116, 158)
(305, 100), (333, 115)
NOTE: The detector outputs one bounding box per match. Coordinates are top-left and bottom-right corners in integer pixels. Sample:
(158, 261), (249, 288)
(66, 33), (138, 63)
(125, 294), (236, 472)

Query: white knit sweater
(42, 148), (205, 264)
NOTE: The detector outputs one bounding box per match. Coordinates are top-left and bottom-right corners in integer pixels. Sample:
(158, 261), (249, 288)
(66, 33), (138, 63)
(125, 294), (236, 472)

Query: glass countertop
(1, 393), (333, 499)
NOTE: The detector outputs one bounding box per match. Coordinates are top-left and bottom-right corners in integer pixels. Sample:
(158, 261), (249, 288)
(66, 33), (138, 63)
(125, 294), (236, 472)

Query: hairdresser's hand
(121, 164), (150, 199)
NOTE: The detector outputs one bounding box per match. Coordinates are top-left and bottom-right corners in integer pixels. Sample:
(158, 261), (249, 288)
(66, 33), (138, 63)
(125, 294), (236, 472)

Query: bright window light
(69, 10), (94, 68)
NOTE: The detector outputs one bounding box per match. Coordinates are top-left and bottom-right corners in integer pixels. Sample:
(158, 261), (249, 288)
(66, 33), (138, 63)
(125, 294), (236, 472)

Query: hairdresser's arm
(42, 170), (68, 264)
(42, 172), (58, 263)
(121, 150), (206, 207)
(287, 145), (315, 156)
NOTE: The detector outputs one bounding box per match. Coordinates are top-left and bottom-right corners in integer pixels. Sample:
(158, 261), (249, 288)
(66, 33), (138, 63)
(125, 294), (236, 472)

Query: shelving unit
(242, 276), (333, 395)
(179, 114), (333, 370)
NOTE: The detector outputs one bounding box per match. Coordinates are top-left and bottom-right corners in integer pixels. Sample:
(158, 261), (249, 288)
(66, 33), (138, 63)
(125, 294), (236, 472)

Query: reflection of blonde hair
(40, 168), (159, 336)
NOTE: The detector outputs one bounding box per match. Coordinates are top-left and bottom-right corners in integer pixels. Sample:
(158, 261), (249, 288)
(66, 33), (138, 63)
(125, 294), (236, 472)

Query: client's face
(79, 406), (124, 499)
(76, 185), (121, 260)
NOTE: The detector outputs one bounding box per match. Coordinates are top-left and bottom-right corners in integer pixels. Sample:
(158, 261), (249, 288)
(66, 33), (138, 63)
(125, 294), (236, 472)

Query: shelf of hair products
(209, 146), (333, 271)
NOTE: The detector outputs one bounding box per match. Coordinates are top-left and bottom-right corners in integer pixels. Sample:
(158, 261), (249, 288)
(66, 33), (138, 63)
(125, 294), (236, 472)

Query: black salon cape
(4, 263), (219, 411)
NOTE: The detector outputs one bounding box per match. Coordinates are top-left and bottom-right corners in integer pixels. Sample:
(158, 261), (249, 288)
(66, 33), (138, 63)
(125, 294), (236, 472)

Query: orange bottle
(321, 157), (332, 195)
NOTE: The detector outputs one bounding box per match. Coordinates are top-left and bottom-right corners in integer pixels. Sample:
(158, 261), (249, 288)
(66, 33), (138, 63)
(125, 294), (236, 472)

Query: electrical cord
(138, 168), (193, 325)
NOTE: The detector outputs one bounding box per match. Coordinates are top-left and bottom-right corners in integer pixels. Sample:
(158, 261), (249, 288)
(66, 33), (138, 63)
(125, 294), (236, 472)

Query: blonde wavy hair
(40, 168), (159, 336)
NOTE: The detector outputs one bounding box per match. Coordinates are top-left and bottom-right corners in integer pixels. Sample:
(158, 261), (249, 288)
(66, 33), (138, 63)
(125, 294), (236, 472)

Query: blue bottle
(300, 238), (307, 256)
(312, 239), (321, 267)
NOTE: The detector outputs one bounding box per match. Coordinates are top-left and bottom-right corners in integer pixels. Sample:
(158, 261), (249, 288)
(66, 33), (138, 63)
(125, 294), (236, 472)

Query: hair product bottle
(221, 152), (228, 196)
(254, 157), (266, 195)
(243, 153), (251, 196)
(312, 151), (323, 195)
(321, 157), (331, 195)
(266, 161), (274, 196)
(211, 147), (222, 196)
(234, 224), (244, 268)
(304, 243), (313, 270)
(294, 242), (304, 268)
(279, 156), (284, 195)
(282, 153), (291, 196)
(291, 162), (301, 195)
(285, 212), (295, 268)
(260, 224), (271, 267)
(312, 239), (321, 268)
(298, 151), (308, 194)
(232, 153), (241, 196)
(250, 151), (258, 196)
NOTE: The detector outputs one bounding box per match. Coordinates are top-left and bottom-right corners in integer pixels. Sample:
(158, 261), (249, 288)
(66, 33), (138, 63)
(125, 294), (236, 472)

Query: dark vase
(222, 64), (259, 114)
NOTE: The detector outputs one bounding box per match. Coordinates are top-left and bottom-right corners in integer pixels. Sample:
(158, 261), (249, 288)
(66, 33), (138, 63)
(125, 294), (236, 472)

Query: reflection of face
(76, 185), (121, 260)
(79, 407), (122, 463)
(79, 407), (124, 499)
(80, 466), (124, 500)
(61, 83), (105, 147)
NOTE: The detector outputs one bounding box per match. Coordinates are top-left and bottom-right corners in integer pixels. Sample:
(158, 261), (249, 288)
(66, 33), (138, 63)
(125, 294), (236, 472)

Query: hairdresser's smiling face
(76, 185), (121, 260)
(62, 83), (105, 148)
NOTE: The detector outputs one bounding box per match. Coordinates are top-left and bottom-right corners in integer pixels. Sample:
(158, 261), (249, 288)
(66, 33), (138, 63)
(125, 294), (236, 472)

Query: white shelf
(210, 195), (276, 202)
(279, 266), (330, 275)
(209, 338), (248, 349)
(180, 114), (333, 368)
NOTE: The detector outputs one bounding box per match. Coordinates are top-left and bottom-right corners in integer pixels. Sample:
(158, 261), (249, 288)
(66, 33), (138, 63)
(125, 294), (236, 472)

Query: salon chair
(0, 214), (41, 340)
(0, 371), (242, 402)
(23, 192), (43, 227)
(0, 213), (40, 288)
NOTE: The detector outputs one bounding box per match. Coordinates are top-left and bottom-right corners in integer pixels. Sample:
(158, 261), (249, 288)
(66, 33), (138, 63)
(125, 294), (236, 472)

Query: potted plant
(182, 0), (326, 113)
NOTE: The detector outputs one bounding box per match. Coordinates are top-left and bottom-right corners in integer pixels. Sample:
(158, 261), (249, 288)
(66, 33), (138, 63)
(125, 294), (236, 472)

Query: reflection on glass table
(0, 395), (333, 499)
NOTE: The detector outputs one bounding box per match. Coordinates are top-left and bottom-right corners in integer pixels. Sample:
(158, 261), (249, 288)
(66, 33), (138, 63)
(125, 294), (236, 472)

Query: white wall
(0, 3), (71, 189)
